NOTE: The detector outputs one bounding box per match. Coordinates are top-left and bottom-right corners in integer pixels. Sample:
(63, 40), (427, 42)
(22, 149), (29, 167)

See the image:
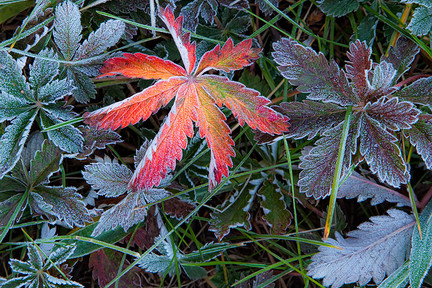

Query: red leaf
(160, 6), (196, 73)
(98, 53), (186, 80)
(195, 38), (261, 75)
(84, 7), (289, 190)
(89, 249), (141, 288)
(84, 78), (185, 129)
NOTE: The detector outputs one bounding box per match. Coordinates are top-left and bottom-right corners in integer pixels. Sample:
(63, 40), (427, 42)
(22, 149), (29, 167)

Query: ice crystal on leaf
(84, 7), (289, 191)
(269, 37), (427, 198)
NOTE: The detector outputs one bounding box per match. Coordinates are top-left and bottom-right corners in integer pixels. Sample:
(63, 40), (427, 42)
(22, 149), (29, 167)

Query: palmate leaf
(29, 140), (62, 187)
(76, 125), (122, 160)
(272, 38), (357, 106)
(298, 115), (360, 199)
(345, 40), (372, 99)
(84, 6), (288, 190)
(308, 209), (415, 288)
(405, 120), (432, 169)
(359, 115), (409, 188)
(0, 51), (31, 98)
(338, 172), (411, 207)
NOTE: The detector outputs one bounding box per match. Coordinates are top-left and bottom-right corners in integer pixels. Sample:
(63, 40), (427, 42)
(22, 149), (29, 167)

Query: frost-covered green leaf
(356, 15), (378, 46)
(91, 189), (158, 236)
(53, 0), (82, 60)
(3, 244), (83, 288)
(401, 0), (432, 7)
(378, 261), (409, 288)
(0, 110), (38, 178)
(257, 181), (292, 235)
(405, 120), (432, 169)
(66, 68), (97, 104)
(29, 49), (60, 90)
(37, 78), (72, 104)
(255, 0), (278, 15)
(0, 50), (31, 98)
(338, 172), (411, 206)
(0, 92), (31, 122)
(318, 0), (361, 17)
(74, 20), (125, 61)
(0, 194), (24, 227)
(31, 186), (92, 228)
(359, 115), (409, 188)
(82, 157), (132, 197)
(308, 209), (415, 288)
(410, 200), (432, 288)
(381, 37), (420, 82)
(407, 5), (432, 36)
(40, 113), (83, 154)
(209, 179), (260, 239)
(29, 140), (62, 187)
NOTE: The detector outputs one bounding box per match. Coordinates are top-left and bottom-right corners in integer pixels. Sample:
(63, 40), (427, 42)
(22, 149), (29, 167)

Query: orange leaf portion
(130, 84), (196, 190)
(196, 38), (261, 75)
(195, 84), (235, 189)
(83, 77), (185, 129)
(98, 53), (186, 80)
(199, 75), (290, 134)
(160, 6), (196, 74)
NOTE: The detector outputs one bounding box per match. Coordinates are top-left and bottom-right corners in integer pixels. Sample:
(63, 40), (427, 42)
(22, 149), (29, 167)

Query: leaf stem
(324, 106), (352, 240)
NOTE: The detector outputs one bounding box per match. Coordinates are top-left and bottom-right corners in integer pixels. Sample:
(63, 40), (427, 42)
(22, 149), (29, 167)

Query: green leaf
(29, 140), (62, 187)
(209, 179), (260, 239)
(356, 15), (378, 46)
(0, 50), (31, 100)
(31, 186), (92, 228)
(82, 157), (132, 198)
(0, 92), (32, 122)
(40, 112), (83, 154)
(66, 68), (96, 103)
(318, 0), (361, 17)
(53, 0), (82, 60)
(378, 261), (409, 288)
(409, 200), (432, 288)
(29, 49), (60, 90)
(46, 244), (76, 268)
(0, 194), (24, 227)
(37, 79), (73, 104)
(74, 20), (125, 60)
(0, 109), (38, 178)
(407, 5), (432, 36)
(401, 0), (432, 7)
(257, 181), (292, 234)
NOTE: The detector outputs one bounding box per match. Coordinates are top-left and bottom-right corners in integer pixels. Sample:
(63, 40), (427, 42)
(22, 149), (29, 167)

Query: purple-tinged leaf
(209, 179), (261, 240)
(162, 197), (195, 220)
(257, 182), (292, 235)
(276, 100), (346, 140)
(381, 37), (420, 82)
(364, 97), (419, 131)
(308, 209), (415, 288)
(298, 115), (361, 199)
(345, 40), (372, 100)
(272, 38), (357, 106)
(338, 172), (411, 207)
(392, 76), (432, 107)
(359, 115), (409, 188)
(180, 0), (218, 32)
(405, 120), (432, 169)
(31, 186), (92, 228)
(76, 125), (122, 160)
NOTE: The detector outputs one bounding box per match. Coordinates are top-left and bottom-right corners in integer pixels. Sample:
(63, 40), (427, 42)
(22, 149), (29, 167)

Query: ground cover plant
(1, 0), (432, 287)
